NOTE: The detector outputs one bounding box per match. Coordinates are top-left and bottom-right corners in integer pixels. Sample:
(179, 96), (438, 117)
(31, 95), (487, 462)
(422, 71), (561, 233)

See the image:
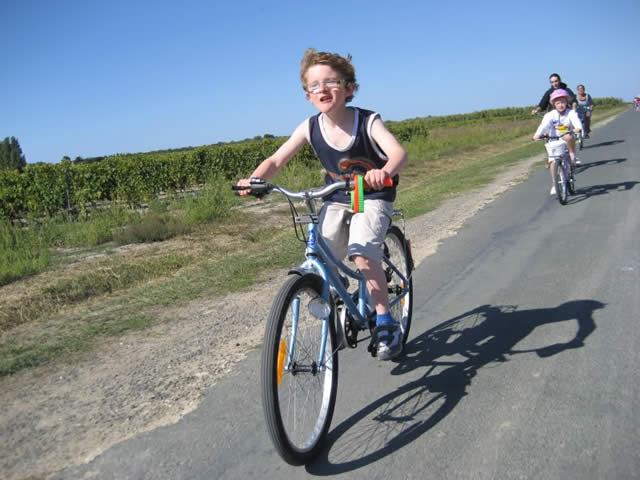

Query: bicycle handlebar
(536, 131), (577, 142)
(232, 175), (393, 199)
(232, 179), (352, 200)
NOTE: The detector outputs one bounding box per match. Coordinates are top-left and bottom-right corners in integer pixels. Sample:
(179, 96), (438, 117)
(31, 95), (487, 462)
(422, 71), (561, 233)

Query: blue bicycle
(233, 177), (413, 465)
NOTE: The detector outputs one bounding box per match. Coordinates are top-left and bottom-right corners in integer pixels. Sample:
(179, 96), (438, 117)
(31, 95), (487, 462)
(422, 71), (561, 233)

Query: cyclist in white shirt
(533, 89), (583, 195)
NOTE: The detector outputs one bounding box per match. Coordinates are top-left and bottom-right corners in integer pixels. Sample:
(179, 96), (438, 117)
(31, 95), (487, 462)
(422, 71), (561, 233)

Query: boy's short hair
(300, 48), (359, 103)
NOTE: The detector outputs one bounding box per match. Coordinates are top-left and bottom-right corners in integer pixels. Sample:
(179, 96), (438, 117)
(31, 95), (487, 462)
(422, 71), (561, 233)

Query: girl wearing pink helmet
(533, 89), (583, 195)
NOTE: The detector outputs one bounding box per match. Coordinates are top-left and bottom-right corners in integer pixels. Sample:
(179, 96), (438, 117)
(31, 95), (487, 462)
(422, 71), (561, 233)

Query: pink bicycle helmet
(550, 89), (570, 102)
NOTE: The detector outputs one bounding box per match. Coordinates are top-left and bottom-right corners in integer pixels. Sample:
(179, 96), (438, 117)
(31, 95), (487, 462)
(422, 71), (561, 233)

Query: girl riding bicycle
(236, 48), (408, 360)
(533, 89), (583, 195)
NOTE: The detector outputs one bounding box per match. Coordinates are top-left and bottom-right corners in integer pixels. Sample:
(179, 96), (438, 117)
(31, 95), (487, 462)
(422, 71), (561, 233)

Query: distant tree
(0, 136), (27, 170)
(264, 134), (275, 139)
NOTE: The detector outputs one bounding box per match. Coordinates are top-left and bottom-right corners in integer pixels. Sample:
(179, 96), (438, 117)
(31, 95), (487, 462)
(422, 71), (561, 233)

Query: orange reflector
(277, 340), (286, 386)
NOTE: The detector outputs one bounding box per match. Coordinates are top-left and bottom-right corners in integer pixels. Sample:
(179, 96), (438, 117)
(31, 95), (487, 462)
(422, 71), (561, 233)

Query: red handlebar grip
(362, 176), (394, 190)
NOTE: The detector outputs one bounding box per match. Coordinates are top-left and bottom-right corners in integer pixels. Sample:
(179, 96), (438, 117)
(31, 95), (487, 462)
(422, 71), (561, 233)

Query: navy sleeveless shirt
(307, 107), (398, 204)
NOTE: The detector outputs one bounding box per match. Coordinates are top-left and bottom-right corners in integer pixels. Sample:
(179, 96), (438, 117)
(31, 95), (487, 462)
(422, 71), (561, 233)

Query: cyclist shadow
(567, 180), (638, 204)
(581, 139), (624, 149)
(306, 299), (604, 475)
(575, 157), (626, 173)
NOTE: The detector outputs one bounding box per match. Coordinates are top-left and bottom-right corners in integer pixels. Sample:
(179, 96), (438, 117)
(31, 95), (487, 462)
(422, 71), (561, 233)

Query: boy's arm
(236, 121), (308, 194)
(368, 117), (407, 190)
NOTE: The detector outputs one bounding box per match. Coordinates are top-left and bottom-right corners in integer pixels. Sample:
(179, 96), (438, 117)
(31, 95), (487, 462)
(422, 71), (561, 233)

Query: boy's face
(304, 64), (353, 113)
(553, 97), (568, 113)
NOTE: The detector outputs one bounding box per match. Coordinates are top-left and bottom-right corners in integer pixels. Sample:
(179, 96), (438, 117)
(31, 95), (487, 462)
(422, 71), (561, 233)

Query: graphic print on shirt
(553, 119), (569, 135)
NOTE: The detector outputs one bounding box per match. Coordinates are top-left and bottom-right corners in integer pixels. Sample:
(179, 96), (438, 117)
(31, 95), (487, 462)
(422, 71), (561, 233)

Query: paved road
(57, 110), (640, 479)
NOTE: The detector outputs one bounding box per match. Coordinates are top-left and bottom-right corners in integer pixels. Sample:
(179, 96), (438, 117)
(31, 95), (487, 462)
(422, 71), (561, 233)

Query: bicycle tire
(261, 273), (338, 465)
(383, 226), (413, 345)
(555, 161), (568, 205)
(568, 162), (576, 195)
(579, 133), (584, 150)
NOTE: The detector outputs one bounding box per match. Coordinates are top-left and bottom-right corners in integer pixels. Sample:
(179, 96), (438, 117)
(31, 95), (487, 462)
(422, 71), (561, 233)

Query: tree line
(0, 137), (26, 171)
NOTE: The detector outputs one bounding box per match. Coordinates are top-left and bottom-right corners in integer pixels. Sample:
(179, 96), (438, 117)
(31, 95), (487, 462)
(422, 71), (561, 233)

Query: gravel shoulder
(0, 121), (614, 480)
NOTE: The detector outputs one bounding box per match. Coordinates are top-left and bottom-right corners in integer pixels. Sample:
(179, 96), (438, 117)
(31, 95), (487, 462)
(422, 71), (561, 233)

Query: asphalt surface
(56, 110), (639, 480)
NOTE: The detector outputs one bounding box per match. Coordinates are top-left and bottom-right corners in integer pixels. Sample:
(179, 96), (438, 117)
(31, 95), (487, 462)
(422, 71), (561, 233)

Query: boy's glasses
(307, 79), (345, 94)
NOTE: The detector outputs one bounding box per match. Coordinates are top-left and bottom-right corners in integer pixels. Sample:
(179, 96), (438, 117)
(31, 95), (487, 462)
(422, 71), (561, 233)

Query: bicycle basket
(544, 139), (567, 158)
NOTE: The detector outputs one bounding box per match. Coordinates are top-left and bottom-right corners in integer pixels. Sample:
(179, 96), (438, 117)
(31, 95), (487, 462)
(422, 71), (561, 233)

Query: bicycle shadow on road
(575, 157), (627, 173)
(306, 299), (604, 475)
(581, 139), (625, 149)
(566, 180), (638, 205)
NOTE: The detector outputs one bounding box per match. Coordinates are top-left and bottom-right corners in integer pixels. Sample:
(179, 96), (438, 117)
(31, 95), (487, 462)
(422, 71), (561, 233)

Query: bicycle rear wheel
(555, 160), (568, 205)
(383, 226), (413, 345)
(261, 273), (338, 465)
(567, 161), (576, 195)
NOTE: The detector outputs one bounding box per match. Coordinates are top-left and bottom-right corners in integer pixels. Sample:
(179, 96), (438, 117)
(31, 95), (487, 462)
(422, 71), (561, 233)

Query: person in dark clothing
(531, 73), (577, 115)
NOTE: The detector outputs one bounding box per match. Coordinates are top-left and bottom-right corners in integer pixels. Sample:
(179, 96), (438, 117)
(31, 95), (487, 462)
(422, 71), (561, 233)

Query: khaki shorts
(318, 200), (393, 263)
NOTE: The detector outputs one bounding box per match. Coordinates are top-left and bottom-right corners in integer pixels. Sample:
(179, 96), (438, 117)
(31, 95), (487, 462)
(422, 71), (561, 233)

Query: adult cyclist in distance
(575, 84), (594, 138)
(531, 73), (577, 115)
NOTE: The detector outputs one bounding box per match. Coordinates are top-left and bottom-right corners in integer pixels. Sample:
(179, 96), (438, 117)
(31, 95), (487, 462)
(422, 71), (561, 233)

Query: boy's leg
(352, 255), (389, 314)
(347, 200), (394, 311)
(348, 200), (402, 360)
(318, 202), (350, 263)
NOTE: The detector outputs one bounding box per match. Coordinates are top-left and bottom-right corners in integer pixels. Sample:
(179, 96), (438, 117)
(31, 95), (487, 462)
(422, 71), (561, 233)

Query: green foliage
(0, 137), (27, 171)
(113, 213), (190, 244)
(0, 220), (51, 285)
(0, 102), (623, 221)
(592, 97), (625, 107)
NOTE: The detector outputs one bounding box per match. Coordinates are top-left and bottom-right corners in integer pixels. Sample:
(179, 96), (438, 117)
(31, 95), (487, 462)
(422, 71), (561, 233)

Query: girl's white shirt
(535, 108), (583, 138)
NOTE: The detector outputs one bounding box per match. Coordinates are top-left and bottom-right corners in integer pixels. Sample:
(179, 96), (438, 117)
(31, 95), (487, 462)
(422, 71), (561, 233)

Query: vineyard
(0, 99), (623, 220)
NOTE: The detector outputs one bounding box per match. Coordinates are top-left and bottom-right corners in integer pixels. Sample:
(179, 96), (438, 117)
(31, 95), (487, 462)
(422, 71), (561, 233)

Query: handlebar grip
(362, 176), (394, 189)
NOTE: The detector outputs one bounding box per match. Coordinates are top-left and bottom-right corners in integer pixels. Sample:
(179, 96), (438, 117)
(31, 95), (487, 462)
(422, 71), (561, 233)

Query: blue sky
(2, 0), (639, 164)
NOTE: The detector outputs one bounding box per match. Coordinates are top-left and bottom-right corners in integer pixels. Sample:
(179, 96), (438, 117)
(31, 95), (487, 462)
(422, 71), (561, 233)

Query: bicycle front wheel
(261, 273), (338, 465)
(384, 226), (414, 345)
(555, 160), (568, 205)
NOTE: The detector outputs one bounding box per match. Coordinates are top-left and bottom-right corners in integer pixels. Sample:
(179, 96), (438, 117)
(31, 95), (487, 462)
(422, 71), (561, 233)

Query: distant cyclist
(634, 96), (640, 111)
(533, 89), (583, 195)
(575, 84), (593, 138)
(531, 73), (577, 115)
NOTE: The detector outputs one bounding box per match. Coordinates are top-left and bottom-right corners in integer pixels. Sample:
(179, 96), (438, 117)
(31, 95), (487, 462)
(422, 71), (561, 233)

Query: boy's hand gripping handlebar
(232, 175), (393, 213)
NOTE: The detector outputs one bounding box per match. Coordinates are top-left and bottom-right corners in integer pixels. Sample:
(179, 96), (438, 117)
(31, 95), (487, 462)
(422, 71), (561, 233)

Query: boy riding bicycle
(532, 89), (583, 195)
(236, 48), (408, 360)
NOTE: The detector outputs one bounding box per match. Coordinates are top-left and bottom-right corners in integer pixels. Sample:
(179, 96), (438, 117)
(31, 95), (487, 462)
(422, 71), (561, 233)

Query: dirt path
(0, 121), (614, 480)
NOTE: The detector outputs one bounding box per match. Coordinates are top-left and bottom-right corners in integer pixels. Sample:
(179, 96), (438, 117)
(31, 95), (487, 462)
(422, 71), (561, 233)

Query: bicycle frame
(544, 136), (574, 204)
(284, 202), (411, 374)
